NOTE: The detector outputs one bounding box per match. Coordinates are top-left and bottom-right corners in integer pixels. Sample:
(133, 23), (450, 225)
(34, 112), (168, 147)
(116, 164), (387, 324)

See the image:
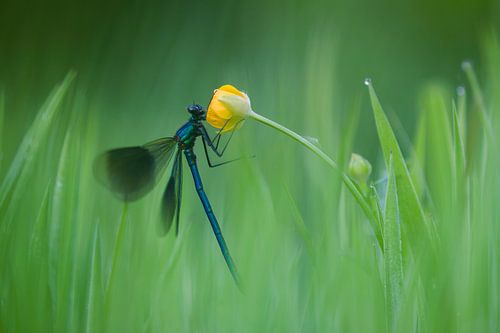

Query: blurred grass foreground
(1, 1), (500, 332)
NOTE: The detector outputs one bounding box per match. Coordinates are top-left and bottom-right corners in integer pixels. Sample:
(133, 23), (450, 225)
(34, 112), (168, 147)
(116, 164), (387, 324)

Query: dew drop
(461, 60), (472, 70)
(364, 78), (372, 86)
(457, 86), (465, 96)
(304, 136), (320, 147)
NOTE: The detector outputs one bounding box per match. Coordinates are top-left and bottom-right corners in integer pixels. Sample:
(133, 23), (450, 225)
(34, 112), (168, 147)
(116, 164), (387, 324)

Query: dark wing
(159, 149), (183, 236)
(94, 137), (177, 202)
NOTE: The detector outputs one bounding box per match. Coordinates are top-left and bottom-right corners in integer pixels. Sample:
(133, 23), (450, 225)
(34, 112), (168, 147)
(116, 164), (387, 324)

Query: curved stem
(249, 111), (374, 222)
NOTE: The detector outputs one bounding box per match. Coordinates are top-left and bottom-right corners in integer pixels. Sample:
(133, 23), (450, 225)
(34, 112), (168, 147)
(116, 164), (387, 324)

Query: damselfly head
(187, 104), (205, 118)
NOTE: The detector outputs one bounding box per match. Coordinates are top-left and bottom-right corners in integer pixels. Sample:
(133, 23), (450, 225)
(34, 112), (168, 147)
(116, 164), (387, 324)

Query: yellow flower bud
(348, 153), (372, 184)
(206, 84), (253, 133)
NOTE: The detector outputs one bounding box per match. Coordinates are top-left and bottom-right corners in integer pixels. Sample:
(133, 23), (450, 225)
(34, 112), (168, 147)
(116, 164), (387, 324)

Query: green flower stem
(249, 111), (374, 222)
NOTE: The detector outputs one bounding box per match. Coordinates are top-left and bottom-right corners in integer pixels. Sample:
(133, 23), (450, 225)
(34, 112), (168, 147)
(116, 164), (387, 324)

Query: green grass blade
(0, 72), (76, 220)
(409, 106), (427, 199)
(284, 185), (314, 262)
(105, 203), (129, 294)
(27, 185), (52, 332)
(368, 185), (384, 250)
(103, 203), (130, 327)
(0, 73), (76, 300)
(366, 80), (436, 248)
(384, 154), (404, 332)
(461, 61), (494, 141)
(419, 85), (453, 217)
(29, 185), (51, 260)
(48, 119), (81, 332)
(452, 102), (466, 185)
(84, 225), (104, 333)
(0, 91), (4, 173)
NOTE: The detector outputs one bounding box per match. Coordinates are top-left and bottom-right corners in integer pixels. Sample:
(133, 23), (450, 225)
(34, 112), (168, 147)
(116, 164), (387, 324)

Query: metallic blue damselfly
(95, 104), (241, 286)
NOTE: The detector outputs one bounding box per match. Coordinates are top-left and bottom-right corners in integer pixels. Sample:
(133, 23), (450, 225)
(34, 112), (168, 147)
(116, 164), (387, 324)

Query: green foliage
(1, 33), (500, 333)
(0, 91), (4, 172)
(367, 80), (437, 251)
(383, 154), (403, 332)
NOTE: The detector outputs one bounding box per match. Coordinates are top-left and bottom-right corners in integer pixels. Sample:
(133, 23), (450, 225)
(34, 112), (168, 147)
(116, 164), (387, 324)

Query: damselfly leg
(200, 119), (246, 168)
(200, 119), (243, 157)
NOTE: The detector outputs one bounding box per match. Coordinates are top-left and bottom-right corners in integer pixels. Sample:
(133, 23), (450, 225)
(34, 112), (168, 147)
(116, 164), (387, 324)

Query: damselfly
(94, 104), (241, 286)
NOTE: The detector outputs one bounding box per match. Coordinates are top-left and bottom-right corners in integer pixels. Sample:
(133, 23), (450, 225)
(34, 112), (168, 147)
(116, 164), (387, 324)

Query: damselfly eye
(187, 104), (203, 114)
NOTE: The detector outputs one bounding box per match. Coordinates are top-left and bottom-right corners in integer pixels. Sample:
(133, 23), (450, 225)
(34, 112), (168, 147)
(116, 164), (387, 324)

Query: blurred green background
(2, 0), (499, 160)
(1, 0), (500, 332)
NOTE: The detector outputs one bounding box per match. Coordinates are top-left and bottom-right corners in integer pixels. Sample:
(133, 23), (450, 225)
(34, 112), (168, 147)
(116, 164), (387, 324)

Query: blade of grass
(0, 73), (76, 292)
(452, 98), (474, 331)
(103, 202), (130, 327)
(456, 86), (466, 134)
(0, 91), (4, 173)
(368, 185), (384, 252)
(284, 185), (314, 263)
(462, 61), (493, 197)
(153, 221), (192, 310)
(409, 102), (427, 199)
(419, 85), (453, 217)
(0, 72), (76, 222)
(461, 61), (494, 141)
(384, 153), (403, 332)
(105, 203), (129, 294)
(84, 225), (104, 333)
(27, 185), (52, 332)
(366, 79), (436, 248)
(339, 95), (362, 164)
(452, 102), (466, 193)
(48, 116), (81, 332)
(29, 185), (51, 261)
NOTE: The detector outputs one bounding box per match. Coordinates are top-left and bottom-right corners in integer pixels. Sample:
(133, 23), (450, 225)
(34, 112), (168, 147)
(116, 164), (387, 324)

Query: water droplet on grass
(461, 60), (472, 70)
(364, 78), (372, 86)
(304, 136), (321, 147)
(457, 86), (465, 96)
